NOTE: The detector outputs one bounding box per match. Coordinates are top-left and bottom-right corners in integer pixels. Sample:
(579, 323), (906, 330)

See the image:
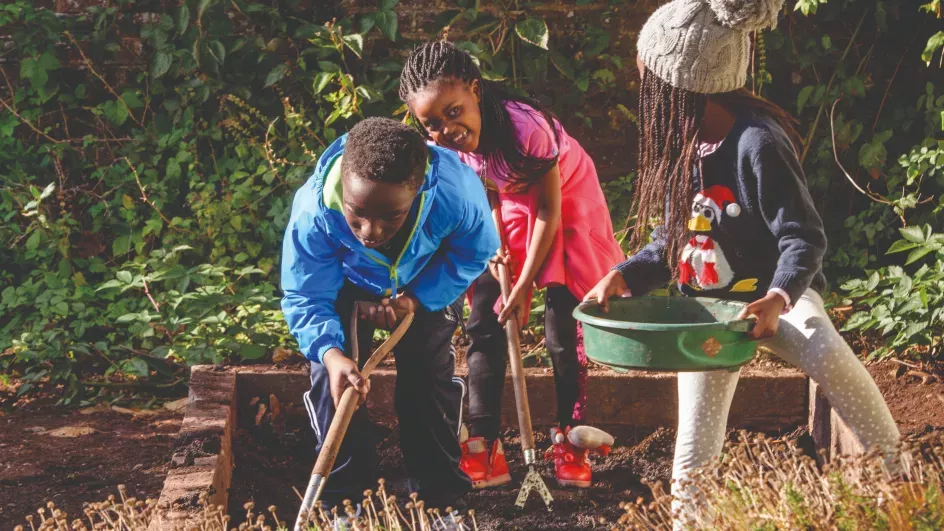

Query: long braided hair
(632, 69), (801, 277)
(399, 41), (560, 192)
(632, 68), (706, 276)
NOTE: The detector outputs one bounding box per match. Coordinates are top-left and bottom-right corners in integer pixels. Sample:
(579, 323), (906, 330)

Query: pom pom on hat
(726, 203), (741, 217)
(707, 0), (784, 32)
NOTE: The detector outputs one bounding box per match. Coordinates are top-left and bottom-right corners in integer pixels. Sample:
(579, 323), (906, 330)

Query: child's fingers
(736, 302), (755, 320)
(348, 370), (369, 404)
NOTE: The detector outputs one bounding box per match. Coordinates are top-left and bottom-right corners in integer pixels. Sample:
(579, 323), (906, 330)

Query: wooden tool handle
(312, 386), (359, 477)
(310, 304), (415, 478)
(488, 191), (536, 453)
(497, 261), (536, 452)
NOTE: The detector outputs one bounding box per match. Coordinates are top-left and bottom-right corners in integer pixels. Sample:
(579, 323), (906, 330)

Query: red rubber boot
(460, 436), (512, 489)
(459, 436), (489, 487)
(545, 426), (592, 488)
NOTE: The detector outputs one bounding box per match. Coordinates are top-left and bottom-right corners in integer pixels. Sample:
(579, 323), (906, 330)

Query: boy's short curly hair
(342, 117), (427, 187)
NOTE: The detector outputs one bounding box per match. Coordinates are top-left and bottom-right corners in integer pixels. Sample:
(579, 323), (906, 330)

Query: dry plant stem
(119, 157), (188, 233)
(827, 98), (901, 217)
(64, 32), (144, 129)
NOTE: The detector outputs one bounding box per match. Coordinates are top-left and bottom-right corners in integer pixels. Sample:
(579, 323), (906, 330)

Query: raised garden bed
(151, 364), (809, 529)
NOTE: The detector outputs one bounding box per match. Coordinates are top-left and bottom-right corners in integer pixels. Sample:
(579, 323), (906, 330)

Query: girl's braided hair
(631, 69), (802, 278)
(399, 41), (560, 192)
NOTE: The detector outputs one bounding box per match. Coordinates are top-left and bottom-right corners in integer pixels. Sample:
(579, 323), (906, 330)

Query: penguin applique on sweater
(679, 185), (758, 293)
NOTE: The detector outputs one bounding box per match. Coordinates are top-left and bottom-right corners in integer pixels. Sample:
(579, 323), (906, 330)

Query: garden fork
(294, 302), (414, 531)
(488, 191), (554, 511)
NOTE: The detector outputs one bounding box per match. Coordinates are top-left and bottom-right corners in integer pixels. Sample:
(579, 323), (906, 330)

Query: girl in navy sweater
(585, 0), (900, 525)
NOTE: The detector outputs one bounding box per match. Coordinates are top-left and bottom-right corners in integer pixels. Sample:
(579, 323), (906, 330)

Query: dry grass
(11, 479), (475, 531)
(13, 434), (944, 531)
(616, 430), (944, 530)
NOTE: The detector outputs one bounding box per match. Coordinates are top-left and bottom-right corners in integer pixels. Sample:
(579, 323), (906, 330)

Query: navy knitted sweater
(615, 112), (827, 304)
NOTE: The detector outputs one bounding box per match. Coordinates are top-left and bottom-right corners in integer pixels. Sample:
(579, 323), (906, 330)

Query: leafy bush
(2, 0), (943, 403)
(0, 0), (406, 403)
(841, 224), (944, 359)
(0, 0), (629, 402)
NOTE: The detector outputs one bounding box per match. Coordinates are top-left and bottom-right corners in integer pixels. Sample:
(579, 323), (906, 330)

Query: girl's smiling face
(407, 78), (482, 153)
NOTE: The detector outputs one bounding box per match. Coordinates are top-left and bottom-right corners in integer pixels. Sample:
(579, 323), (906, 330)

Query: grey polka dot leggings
(671, 289), (901, 526)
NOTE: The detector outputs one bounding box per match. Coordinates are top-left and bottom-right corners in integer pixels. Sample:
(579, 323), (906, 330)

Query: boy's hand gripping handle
(295, 304), (414, 531)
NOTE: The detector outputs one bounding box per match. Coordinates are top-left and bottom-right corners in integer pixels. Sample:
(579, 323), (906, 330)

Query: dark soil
(0, 406), (182, 529)
(229, 392), (827, 531)
(868, 360), (944, 437)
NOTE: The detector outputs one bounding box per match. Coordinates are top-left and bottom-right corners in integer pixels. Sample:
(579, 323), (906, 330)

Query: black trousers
(304, 284), (471, 504)
(465, 273), (582, 440)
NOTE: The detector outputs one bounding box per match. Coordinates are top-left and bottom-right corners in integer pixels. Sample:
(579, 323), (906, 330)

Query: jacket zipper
(362, 192), (427, 297)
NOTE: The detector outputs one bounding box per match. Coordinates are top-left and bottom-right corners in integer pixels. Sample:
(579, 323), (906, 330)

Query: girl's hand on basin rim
(736, 292), (785, 340)
(583, 270), (631, 313)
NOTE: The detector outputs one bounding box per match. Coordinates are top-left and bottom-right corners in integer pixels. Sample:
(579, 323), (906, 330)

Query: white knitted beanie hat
(637, 0), (784, 94)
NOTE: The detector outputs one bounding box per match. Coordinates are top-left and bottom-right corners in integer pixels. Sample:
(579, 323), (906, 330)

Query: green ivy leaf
(39, 182), (56, 200)
(899, 225), (928, 244)
(207, 40), (226, 66)
(905, 247), (933, 265)
(112, 233), (132, 256)
(373, 11), (398, 41)
(515, 17), (549, 50)
(117, 271), (133, 284)
(342, 34), (364, 57)
(265, 64), (289, 87)
(549, 51), (575, 80)
(922, 31), (944, 67)
(120, 90), (143, 109)
(359, 15), (376, 34)
(175, 5), (190, 35)
(796, 85), (815, 115)
(238, 343), (267, 360)
(166, 158), (181, 180)
(96, 279), (123, 291)
(26, 230), (41, 251)
(313, 71), (334, 94)
(325, 108), (343, 126)
(102, 100), (128, 126)
(151, 51), (173, 79)
(197, 0), (217, 22)
(318, 61), (342, 73)
(116, 312), (139, 324)
(20, 51), (59, 90)
(122, 357), (150, 377)
(887, 239), (918, 254)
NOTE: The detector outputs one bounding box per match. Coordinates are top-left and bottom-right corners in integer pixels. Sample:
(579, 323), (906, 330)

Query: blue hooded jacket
(281, 135), (499, 363)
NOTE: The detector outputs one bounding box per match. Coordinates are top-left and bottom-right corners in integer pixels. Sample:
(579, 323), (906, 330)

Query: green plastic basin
(573, 297), (758, 372)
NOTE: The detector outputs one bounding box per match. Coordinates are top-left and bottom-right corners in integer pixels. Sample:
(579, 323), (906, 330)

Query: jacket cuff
(769, 272), (807, 309)
(613, 262), (650, 298)
(314, 343), (343, 364)
(767, 288), (792, 314)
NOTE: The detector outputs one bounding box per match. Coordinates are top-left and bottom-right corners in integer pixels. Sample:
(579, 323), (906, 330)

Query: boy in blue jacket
(281, 118), (499, 507)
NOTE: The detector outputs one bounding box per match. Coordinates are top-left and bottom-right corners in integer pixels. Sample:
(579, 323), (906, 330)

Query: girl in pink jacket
(399, 41), (624, 489)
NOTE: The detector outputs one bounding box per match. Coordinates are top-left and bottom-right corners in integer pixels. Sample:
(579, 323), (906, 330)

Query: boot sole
(472, 472), (512, 489)
(557, 478), (591, 488)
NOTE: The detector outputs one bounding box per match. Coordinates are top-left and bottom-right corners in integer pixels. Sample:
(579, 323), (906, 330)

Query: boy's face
(408, 78), (482, 154)
(342, 173), (418, 249)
